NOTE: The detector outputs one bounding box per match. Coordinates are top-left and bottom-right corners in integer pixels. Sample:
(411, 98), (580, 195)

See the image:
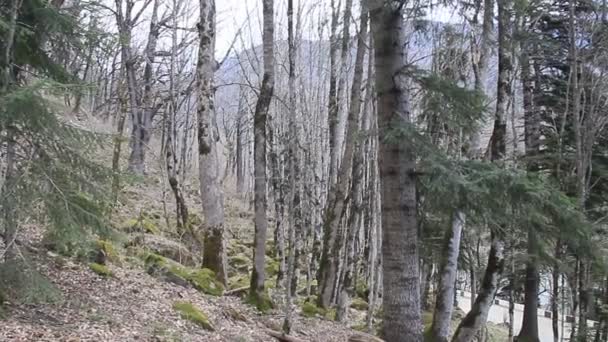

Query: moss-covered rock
(144, 253), (223, 296)
(246, 291), (273, 313)
(89, 263), (113, 277)
(172, 301), (214, 331)
(350, 297), (369, 311)
(188, 268), (224, 297)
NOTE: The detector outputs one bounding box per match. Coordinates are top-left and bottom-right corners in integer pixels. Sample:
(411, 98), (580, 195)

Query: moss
(265, 240), (277, 257)
(188, 268), (224, 297)
(89, 263), (113, 277)
(350, 297), (369, 311)
(229, 254), (250, 271)
(265, 259), (280, 277)
(121, 217), (160, 234)
(246, 291), (273, 313)
(324, 308), (336, 320)
(355, 282), (369, 299)
(301, 302), (319, 317)
(172, 301), (214, 331)
(229, 275), (250, 290)
(145, 253), (222, 295)
(227, 241), (249, 256)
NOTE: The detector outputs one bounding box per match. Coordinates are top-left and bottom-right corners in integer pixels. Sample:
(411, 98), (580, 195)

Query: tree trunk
(517, 44), (540, 342)
(111, 76), (128, 206)
(327, 0), (341, 188)
(197, 0), (227, 285)
(551, 240), (561, 342)
(370, 2), (422, 340)
(317, 0), (360, 310)
(430, 211), (465, 342)
(283, 0), (300, 332)
(250, 0), (275, 307)
(453, 0), (511, 339)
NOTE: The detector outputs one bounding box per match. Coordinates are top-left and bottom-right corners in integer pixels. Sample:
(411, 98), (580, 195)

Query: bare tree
(452, 0), (512, 340)
(250, 0), (275, 308)
(197, 0), (227, 285)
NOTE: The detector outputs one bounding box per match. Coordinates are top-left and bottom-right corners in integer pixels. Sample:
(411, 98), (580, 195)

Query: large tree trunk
(250, 0), (275, 308)
(317, 0), (359, 309)
(369, 2), (422, 341)
(197, 0), (227, 285)
(452, 0), (512, 340)
(430, 211), (465, 342)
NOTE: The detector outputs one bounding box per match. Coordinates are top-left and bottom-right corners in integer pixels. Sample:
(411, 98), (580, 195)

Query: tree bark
(430, 211), (465, 342)
(517, 35), (540, 342)
(369, 1), (422, 340)
(250, 0), (275, 306)
(197, 0), (227, 285)
(452, 0), (512, 339)
(317, 0), (360, 310)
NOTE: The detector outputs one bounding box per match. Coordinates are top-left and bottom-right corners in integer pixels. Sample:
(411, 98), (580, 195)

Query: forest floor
(0, 125), (373, 341)
(0, 115), (508, 342)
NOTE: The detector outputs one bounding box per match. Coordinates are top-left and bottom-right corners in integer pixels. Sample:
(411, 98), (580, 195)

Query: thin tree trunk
(552, 240), (561, 342)
(197, 0), (227, 285)
(327, 0), (341, 188)
(317, 0), (360, 310)
(453, 0), (512, 338)
(430, 211), (465, 342)
(250, 0), (275, 307)
(283, 0), (300, 333)
(370, 2), (422, 340)
(111, 76), (127, 206)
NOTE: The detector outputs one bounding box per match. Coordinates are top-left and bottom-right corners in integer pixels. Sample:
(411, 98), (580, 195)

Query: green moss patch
(172, 301), (214, 331)
(350, 297), (369, 311)
(246, 291), (273, 313)
(144, 253), (223, 296)
(265, 259), (280, 277)
(89, 263), (113, 277)
(228, 275), (250, 290)
(121, 217), (160, 235)
(301, 302), (319, 318)
(189, 268), (224, 297)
